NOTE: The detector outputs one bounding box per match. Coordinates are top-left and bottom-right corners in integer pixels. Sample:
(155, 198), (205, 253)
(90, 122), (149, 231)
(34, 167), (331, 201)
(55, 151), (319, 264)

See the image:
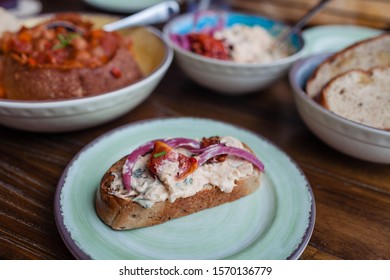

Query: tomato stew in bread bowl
(0, 13), (173, 132)
(0, 13), (143, 100)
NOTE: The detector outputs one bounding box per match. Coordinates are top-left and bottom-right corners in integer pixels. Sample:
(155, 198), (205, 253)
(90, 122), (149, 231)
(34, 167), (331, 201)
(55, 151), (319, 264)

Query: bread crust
(2, 46), (142, 100)
(96, 155), (262, 230)
(306, 33), (390, 99)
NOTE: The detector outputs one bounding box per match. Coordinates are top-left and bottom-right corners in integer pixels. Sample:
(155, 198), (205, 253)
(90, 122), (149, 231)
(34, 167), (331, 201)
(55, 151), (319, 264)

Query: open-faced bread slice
(96, 156), (261, 230)
(95, 136), (264, 230)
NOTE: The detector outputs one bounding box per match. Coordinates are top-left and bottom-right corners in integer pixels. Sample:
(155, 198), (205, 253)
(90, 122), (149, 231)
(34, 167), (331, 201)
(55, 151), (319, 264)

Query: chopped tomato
(188, 33), (229, 60)
(148, 141), (198, 181)
(18, 28), (32, 42)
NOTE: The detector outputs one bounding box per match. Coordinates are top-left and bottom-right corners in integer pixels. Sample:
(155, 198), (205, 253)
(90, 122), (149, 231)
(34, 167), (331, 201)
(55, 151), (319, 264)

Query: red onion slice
(197, 145), (265, 172)
(170, 34), (191, 50)
(165, 138), (199, 148)
(122, 137), (264, 191)
(184, 144), (224, 154)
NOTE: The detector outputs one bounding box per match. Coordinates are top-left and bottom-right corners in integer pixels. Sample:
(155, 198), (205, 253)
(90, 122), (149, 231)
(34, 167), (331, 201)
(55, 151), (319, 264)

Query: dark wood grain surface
(231, 0), (390, 29)
(0, 0), (389, 260)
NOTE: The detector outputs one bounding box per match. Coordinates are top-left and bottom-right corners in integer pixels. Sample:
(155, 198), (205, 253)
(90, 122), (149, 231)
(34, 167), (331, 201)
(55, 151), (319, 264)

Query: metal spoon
(273, 0), (332, 49)
(47, 1), (180, 34)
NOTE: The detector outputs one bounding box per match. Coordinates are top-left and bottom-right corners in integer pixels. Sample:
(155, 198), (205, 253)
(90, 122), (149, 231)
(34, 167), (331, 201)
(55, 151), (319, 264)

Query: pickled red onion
(197, 145), (265, 172)
(122, 138), (264, 191)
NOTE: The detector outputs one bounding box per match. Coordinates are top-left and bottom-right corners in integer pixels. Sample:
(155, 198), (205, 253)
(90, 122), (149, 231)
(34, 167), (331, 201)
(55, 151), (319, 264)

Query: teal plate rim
(54, 117), (316, 260)
(301, 24), (383, 56)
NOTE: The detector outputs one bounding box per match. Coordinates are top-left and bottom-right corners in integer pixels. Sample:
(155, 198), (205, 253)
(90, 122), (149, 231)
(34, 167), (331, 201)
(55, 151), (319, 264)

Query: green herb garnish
(153, 151), (167, 158)
(52, 33), (79, 50)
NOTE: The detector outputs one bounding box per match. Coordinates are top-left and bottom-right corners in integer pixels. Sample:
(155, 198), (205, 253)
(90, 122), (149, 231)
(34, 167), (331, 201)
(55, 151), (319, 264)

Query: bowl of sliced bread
(289, 33), (390, 163)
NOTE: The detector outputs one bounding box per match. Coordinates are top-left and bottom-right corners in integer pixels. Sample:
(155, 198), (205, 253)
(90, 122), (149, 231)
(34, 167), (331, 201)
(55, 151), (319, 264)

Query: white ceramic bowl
(163, 11), (305, 95)
(0, 15), (173, 132)
(289, 54), (390, 164)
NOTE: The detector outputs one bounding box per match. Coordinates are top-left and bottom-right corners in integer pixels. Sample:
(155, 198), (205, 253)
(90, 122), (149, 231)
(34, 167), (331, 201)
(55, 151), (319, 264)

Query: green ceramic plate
(54, 118), (315, 259)
(302, 25), (383, 56)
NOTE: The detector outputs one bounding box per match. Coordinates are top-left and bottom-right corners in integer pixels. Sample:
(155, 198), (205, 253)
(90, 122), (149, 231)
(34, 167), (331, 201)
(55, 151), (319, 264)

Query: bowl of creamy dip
(163, 11), (305, 95)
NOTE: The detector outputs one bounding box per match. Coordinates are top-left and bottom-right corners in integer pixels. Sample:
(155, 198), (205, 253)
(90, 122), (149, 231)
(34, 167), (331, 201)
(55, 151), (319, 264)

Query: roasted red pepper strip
(200, 136), (227, 163)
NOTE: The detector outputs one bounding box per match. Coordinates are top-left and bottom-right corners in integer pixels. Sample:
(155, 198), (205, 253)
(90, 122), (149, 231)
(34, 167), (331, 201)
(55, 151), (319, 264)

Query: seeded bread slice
(306, 33), (390, 99)
(96, 155), (262, 230)
(321, 67), (390, 130)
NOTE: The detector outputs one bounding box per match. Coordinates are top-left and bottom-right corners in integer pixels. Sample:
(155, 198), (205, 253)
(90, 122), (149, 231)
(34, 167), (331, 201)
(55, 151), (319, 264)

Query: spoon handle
(274, 0), (331, 47)
(103, 1), (180, 32)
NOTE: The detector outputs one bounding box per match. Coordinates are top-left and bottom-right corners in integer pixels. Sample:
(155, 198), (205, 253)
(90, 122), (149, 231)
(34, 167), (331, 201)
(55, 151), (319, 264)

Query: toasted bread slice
(96, 155), (262, 230)
(321, 67), (390, 130)
(306, 33), (390, 99)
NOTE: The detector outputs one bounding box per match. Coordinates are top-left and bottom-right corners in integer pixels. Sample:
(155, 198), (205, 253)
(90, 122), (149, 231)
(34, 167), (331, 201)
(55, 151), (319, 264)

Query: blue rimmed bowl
(163, 11), (305, 95)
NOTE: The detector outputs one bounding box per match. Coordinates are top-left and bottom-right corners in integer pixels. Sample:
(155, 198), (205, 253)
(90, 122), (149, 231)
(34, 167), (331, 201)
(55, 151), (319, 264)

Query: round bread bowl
(0, 14), (173, 132)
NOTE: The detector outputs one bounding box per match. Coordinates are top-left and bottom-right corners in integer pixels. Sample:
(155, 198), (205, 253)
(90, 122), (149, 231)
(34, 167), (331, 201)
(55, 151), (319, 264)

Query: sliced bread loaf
(306, 33), (390, 98)
(321, 67), (390, 130)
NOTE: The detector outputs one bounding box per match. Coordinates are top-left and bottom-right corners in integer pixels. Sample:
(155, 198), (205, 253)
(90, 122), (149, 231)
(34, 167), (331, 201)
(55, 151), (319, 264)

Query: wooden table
(1, 0), (389, 260)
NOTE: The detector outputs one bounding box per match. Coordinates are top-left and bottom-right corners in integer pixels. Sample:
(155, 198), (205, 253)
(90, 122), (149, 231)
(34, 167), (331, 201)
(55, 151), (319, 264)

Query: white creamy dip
(109, 136), (256, 208)
(213, 24), (287, 63)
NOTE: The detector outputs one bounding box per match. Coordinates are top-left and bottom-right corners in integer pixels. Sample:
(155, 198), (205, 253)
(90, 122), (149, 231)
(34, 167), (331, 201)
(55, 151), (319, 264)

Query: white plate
(55, 117), (315, 259)
(302, 24), (383, 56)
